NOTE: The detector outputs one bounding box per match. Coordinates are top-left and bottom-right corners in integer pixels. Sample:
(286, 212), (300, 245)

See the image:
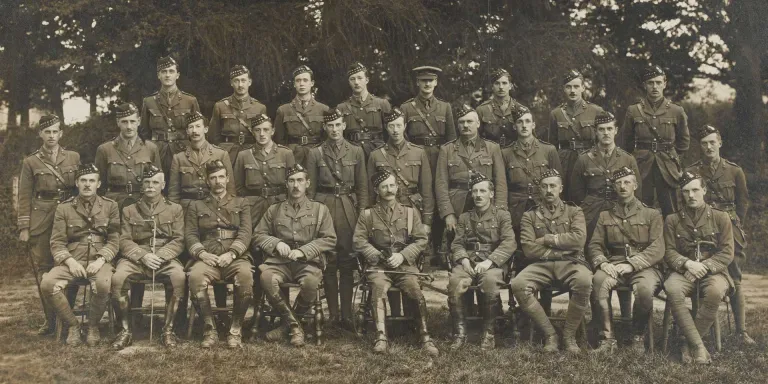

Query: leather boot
(562, 302), (587, 354)
(195, 290), (218, 348)
(591, 299), (616, 354)
(161, 294), (181, 348)
(227, 290), (252, 349)
(731, 285), (756, 345)
(213, 284), (230, 331)
(248, 282), (264, 342)
(415, 295), (438, 357)
(387, 291), (402, 317)
(372, 298), (388, 354)
(339, 267), (355, 326)
(112, 295), (133, 350)
(36, 279), (56, 336)
(264, 290), (303, 346)
(518, 296), (557, 352)
(448, 295), (467, 350)
(86, 292), (109, 347)
(670, 295), (706, 364)
(50, 292), (81, 346)
(480, 295), (497, 351)
(323, 270), (340, 322)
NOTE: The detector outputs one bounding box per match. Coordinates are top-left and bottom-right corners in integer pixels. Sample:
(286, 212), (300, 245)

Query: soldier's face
(700, 133), (722, 160)
(39, 124), (62, 147)
(142, 173), (165, 198)
(613, 175), (637, 199)
(348, 72), (368, 94)
(117, 113), (140, 140)
(386, 117), (406, 144)
(376, 175), (398, 202)
(458, 111), (480, 138)
(324, 118), (346, 141)
(294, 73), (314, 96)
(251, 122), (274, 146)
(287, 172), (310, 198)
(157, 66), (179, 87)
(472, 181), (494, 209)
(417, 78), (437, 95)
(539, 177), (562, 204)
(231, 74), (252, 96)
(206, 169), (229, 194)
(596, 123), (616, 145)
(515, 113), (535, 139)
(643, 76), (666, 99)
(681, 179), (707, 208)
(77, 173), (101, 197)
(564, 78), (583, 101)
(186, 120), (208, 143)
(492, 76), (511, 98)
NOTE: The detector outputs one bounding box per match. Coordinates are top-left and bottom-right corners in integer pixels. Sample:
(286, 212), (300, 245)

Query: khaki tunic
(208, 95), (267, 164)
(50, 195), (121, 266)
(140, 89), (201, 174)
(502, 139), (562, 225)
(94, 136), (161, 208)
(400, 95), (456, 172)
(476, 97), (527, 147)
(168, 141), (235, 209)
(233, 144), (295, 225)
(274, 96), (330, 166)
(548, 100), (604, 197)
(336, 94), (392, 158)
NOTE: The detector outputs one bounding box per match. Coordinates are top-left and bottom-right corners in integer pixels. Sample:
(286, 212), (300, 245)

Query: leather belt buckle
(651, 140), (659, 153)
(238, 132), (245, 145)
(498, 135), (508, 147)
(126, 183), (134, 194)
(197, 189), (205, 200)
(261, 187), (271, 197)
(301, 136), (309, 145)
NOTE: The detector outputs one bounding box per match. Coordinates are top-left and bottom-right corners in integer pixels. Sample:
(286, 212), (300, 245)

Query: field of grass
(1, 274), (767, 384)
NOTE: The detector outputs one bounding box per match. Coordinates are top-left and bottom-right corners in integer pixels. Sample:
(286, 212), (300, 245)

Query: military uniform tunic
(18, 146), (80, 270)
(476, 97), (527, 147)
(367, 141), (434, 224)
(254, 197), (337, 303)
(569, 146), (641, 236)
(337, 94), (392, 158)
(233, 143), (294, 225)
(94, 136), (162, 208)
(140, 88), (200, 174)
(305, 139), (369, 261)
(436, 137), (507, 220)
(274, 96), (330, 166)
(400, 95), (456, 172)
(42, 195), (120, 298)
(113, 198), (186, 296)
(502, 139), (562, 226)
(354, 201), (428, 299)
(208, 95), (267, 164)
(448, 206), (517, 297)
(621, 98), (689, 216)
(168, 141), (235, 209)
(185, 193), (253, 294)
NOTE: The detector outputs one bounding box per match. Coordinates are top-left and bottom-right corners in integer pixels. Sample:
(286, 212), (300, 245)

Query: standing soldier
(18, 114), (81, 335)
(686, 125), (754, 344)
(111, 165), (186, 350)
(588, 167), (664, 353)
(305, 109), (368, 327)
(663, 171), (733, 364)
(140, 56), (200, 175)
(447, 173), (516, 350)
(502, 107), (561, 245)
(548, 70), (604, 198)
(353, 169), (438, 356)
(95, 102), (162, 209)
(569, 111), (640, 237)
(274, 65), (330, 166)
(336, 62), (392, 159)
(209, 65), (267, 165)
(40, 163), (120, 346)
(169, 112), (235, 209)
(475, 68), (526, 147)
(185, 160), (253, 349)
(400, 66), (456, 259)
(436, 105), (506, 254)
(253, 164), (337, 347)
(621, 65), (689, 217)
(510, 169), (592, 354)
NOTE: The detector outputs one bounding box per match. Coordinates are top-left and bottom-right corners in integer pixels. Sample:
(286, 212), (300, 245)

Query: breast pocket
(60, 164), (78, 185)
(148, 109), (165, 130)
(404, 159), (422, 180)
(107, 162), (129, 184)
(712, 180), (735, 202)
(67, 218), (88, 238)
(306, 115), (324, 134)
(476, 156), (493, 176)
(506, 161), (527, 184)
(229, 208), (243, 227)
(33, 170), (58, 191)
(221, 113), (240, 134)
(299, 215), (318, 237)
(197, 212), (216, 230)
(268, 162), (287, 183)
(435, 116), (447, 135)
(659, 117), (677, 138)
(406, 116), (428, 137)
(244, 164), (265, 187)
(633, 117), (651, 138)
(342, 159), (359, 180)
(630, 218), (651, 244)
(283, 115), (304, 136)
(578, 120), (596, 140)
(364, 106), (382, 127)
(533, 223), (548, 238)
(128, 220), (149, 241)
(173, 109), (191, 128)
(180, 166), (199, 187)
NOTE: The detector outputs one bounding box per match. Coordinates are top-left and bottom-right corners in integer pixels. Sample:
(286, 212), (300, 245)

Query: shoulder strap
(31, 155), (67, 186)
(407, 206), (413, 236)
(111, 143), (142, 183)
(317, 146), (345, 185)
(607, 210), (640, 249)
(288, 103), (312, 133)
(410, 101), (439, 136)
(635, 104), (663, 141)
(379, 147), (411, 188)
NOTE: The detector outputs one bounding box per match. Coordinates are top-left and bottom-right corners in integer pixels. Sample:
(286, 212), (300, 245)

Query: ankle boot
(731, 285), (756, 345)
(195, 290), (218, 348)
(415, 295), (438, 357)
(591, 299), (616, 353)
(448, 295), (467, 350)
(517, 295), (557, 352)
(161, 294), (181, 348)
(86, 292), (109, 347)
(372, 298), (388, 354)
(480, 295), (497, 350)
(49, 292), (81, 346)
(562, 302), (587, 354)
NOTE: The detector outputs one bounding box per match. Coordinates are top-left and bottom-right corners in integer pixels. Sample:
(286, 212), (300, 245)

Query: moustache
(546, 193), (554, 197)
(569, 93), (576, 97)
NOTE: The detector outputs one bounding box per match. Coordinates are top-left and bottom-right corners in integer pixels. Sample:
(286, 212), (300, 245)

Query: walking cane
(144, 219), (158, 344)
(25, 244), (50, 325)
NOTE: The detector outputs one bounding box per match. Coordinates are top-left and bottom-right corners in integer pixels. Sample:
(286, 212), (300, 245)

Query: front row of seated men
(39, 156), (733, 364)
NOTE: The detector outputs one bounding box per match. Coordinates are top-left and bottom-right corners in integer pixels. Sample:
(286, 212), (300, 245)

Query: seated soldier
(186, 160), (253, 349)
(111, 165), (186, 350)
(664, 171), (734, 364)
(253, 164), (337, 347)
(509, 169), (592, 354)
(41, 163), (120, 346)
(448, 172), (516, 350)
(587, 166), (664, 353)
(353, 169), (438, 356)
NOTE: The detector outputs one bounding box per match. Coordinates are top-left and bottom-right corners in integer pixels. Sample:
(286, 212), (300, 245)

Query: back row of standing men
(17, 56), (752, 361)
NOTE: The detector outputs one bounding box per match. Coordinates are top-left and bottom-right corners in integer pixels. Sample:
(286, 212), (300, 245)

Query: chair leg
(108, 301), (116, 339)
(315, 290), (324, 346)
(713, 313), (722, 352)
(648, 309), (655, 354)
(661, 301), (672, 354)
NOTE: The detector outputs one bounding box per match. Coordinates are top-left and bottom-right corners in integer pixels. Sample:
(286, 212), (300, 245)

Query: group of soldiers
(17, 56), (755, 364)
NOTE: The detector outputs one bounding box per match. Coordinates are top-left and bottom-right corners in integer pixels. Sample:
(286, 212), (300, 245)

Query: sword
(144, 218), (158, 344)
(364, 269), (431, 278)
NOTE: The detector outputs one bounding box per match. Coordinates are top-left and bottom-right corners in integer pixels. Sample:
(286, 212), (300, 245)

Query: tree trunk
(50, 86), (65, 124)
(89, 93), (98, 116)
